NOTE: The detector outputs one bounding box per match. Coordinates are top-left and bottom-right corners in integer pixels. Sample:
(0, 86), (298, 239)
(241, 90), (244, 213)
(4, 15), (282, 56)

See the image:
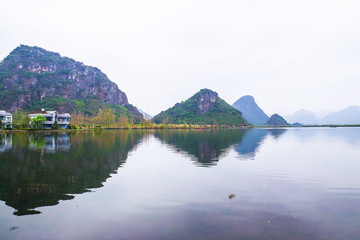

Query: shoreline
(1, 124), (360, 133)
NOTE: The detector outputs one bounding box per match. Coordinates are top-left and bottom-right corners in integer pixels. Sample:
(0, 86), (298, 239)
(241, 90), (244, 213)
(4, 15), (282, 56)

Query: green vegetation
(29, 114), (46, 129)
(29, 135), (46, 149)
(12, 110), (30, 129)
(153, 89), (248, 126)
(21, 96), (142, 123)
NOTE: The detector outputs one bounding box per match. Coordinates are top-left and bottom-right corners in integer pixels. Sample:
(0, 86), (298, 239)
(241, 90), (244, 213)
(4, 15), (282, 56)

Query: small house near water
(0, 110), (12, 128)
(28, 109), (71, 129)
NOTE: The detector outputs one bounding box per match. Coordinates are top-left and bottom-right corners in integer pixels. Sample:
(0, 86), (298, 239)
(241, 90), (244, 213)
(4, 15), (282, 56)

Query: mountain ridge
(0, 45), (143, 121)
(287, 106), (360, 125)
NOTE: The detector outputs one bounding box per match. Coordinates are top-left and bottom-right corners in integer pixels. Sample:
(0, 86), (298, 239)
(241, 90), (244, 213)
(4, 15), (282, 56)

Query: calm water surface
(0, 128), (360, 240)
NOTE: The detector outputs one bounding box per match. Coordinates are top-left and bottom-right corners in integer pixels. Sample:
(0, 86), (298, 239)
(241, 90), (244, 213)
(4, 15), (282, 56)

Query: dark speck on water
(9, 227), (19, 232)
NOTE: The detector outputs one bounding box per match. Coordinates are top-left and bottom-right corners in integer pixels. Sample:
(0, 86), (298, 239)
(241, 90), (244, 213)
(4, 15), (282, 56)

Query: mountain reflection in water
(155, 128), (287, 165)
(0, 129), (286, 216)
(154, 129), (248, 166)
(234, 128), (287, 159)
(0, 130), (149, 216)
(0, 128), (360, 240)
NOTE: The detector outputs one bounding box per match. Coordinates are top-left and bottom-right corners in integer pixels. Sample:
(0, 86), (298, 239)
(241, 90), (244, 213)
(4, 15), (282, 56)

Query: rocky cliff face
(196, 89), (218, 115)
(0, 45), (139, 116)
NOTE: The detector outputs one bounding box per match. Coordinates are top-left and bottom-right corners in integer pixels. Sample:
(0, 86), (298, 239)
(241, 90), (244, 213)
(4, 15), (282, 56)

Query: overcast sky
(1, 0), (359, 117)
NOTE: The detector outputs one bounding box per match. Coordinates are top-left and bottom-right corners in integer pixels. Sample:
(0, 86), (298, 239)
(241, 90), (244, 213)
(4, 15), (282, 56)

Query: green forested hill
(265, 114), (289, 126)
(152, 89), (248, 126)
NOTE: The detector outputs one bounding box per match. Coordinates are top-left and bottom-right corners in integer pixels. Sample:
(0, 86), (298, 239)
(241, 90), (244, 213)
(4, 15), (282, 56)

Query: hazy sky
(1, 0), (359, 117)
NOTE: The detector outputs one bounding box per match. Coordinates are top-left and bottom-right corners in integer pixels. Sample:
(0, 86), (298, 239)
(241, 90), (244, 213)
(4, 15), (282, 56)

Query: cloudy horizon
(1, 0), (359, 117)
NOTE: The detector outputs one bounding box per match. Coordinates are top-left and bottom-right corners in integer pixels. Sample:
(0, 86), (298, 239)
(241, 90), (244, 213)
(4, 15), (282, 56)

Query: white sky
(1, 0), (359, 117)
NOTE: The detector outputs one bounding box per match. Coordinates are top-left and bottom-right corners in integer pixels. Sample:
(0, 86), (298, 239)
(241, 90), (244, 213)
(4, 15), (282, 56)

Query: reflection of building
(29, 133), (71, 152)
(43, 135), (56, 152)
(28, 109), (71, 129)
(0, 134), (12, 152)
(58, 114), (71, 129)
(57, 133), (71, 151)
(0, 110), (12, 128)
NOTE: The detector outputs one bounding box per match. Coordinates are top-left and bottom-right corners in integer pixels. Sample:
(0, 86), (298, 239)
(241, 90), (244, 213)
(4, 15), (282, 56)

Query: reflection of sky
(1, 129), (360, 240)
(289, 127), (360, 147)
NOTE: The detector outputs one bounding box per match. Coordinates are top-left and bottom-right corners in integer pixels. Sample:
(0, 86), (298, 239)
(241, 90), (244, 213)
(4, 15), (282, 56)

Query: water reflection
(234, 129), (287, 159)
(155, 129), (288, 164)
(154, 129), (249, 166)
(28, 133), (71, 152)
(0, 133), (12, 152)
(0, 130), (148, 216)
(267, 128), (287, 139)
(290, 127), (360, 146)
(0, 128), (360, 240)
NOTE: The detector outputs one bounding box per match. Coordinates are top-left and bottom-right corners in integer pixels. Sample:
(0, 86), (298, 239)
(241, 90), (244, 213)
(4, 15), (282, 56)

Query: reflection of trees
(234, 129), (287, 159)
(0, 130), (148, 216)
(268, 129), (287, 139)
(155, 129), (288, 165)
(154, 129), (249, 167)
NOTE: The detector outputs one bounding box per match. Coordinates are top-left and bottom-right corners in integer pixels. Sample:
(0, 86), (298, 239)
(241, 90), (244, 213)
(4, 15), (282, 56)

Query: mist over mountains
(287, 106), (360, 125)
(232, 94), (359, 126)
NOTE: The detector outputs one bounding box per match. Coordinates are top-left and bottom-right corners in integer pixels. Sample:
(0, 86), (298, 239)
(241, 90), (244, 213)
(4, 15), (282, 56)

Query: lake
(0, 128), (360, 240)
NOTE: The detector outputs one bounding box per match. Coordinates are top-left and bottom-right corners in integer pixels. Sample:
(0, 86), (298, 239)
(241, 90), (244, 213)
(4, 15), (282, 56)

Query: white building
(0, 110), (12, 128)
(28, 110), (71, 129)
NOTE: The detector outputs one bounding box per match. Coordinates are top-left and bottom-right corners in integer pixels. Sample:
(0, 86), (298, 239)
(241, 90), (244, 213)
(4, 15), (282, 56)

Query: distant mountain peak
(287, 109), (318, 125)
(136, 108), (152, 120)
(266, 114), (289, 126)
(287, 106), (360, 125)
(241, 95), (255, 101)
(232, 95), (269, 125)
(320, 105), (360, 124)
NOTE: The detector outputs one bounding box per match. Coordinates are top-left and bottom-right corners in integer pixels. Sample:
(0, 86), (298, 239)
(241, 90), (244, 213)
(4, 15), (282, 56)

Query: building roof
(58, 113), (71, 118)
(28, 110), (70, 118)
(28, 113), (54, 118)
(0, 110), (12, 116)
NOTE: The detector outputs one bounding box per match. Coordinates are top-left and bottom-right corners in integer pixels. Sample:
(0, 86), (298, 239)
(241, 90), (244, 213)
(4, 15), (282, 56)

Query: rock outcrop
(196, 89), (217, 115)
